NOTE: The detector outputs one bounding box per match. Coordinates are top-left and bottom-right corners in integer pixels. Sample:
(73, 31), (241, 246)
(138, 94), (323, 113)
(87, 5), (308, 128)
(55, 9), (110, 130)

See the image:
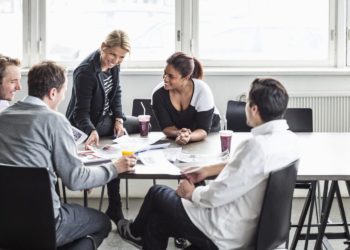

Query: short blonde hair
(102, 30), (131, 52)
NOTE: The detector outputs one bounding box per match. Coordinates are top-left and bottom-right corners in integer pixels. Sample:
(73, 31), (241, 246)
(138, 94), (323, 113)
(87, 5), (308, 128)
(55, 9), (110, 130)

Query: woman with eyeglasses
(152, 52), (220, 145)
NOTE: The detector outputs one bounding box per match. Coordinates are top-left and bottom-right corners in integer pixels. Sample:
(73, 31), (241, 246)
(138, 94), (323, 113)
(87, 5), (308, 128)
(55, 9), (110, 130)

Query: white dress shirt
(0, 100), (9, 112)
(182, 119), (299, 250)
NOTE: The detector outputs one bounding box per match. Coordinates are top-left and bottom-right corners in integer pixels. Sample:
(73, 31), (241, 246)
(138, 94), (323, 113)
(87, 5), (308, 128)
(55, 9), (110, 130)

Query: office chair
(225, 100), (252, 132)
(183, 161), (298, 250)
(256, 160), (298, 250)
(284, 108), (313, 132)
(0, 165), (96, 250)
(132, 98), (161, 132)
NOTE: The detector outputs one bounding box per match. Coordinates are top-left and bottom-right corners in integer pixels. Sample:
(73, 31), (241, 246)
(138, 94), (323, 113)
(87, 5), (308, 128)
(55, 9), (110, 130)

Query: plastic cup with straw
(138, 101), (151, 136)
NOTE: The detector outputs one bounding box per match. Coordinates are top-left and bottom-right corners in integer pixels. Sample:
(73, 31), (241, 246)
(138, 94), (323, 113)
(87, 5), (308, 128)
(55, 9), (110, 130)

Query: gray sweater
(0, 100), (118, 218)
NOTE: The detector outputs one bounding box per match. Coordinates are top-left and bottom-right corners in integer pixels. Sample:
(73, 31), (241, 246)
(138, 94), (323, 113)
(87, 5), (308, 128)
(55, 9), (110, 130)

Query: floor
(68, 197), (350, 250)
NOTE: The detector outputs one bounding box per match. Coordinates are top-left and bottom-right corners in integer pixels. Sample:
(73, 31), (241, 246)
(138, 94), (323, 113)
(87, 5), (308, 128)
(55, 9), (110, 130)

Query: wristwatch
(115, 118), (124, 124)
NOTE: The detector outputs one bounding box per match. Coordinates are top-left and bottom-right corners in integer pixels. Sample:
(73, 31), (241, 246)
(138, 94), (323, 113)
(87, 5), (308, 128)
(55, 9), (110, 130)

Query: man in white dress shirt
(0, 54), (22, 111)
(117, 78), (300, 250)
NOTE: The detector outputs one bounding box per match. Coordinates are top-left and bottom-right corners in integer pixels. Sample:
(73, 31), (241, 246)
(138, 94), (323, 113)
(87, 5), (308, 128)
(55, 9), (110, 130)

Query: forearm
(163, 126), (180, 138)
(203, 162), (226, 177)
(188, 129), (207, 142)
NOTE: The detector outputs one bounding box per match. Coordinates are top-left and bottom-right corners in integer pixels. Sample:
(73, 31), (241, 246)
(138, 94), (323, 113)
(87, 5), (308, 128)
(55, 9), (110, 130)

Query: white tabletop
(182, 132), (350, 181)
(98, 132), (350, 181)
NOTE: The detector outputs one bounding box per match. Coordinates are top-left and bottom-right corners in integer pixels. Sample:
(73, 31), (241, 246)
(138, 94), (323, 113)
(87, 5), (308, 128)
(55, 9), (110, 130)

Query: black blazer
(66, 50), (125, 135)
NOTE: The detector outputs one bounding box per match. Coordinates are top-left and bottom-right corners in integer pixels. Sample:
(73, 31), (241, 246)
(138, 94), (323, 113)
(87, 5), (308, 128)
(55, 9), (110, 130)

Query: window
(2, 0), (349, 69)
(195, 0), (333, 66)
(0, 0), (22, 60)
(46, 0), (175, 67)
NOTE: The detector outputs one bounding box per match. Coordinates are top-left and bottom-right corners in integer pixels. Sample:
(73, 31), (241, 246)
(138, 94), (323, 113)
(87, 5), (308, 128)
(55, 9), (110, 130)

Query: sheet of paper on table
(112, 133), (169, 153)
(78, 150), (112, 165)
(136, 149), (181, 175)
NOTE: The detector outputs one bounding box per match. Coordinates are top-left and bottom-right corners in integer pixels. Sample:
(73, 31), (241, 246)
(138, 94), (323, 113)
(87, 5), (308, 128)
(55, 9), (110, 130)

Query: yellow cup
(121, 150), (134, 156)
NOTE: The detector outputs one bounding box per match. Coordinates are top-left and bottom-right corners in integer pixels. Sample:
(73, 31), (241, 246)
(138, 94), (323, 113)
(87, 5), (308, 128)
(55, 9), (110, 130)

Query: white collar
(22, 96), (48, 107)
(251, 119), (289, 135)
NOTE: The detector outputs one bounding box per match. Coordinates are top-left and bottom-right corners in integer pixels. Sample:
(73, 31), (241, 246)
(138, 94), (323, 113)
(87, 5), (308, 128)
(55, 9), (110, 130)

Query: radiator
(288, 95), (350, 132)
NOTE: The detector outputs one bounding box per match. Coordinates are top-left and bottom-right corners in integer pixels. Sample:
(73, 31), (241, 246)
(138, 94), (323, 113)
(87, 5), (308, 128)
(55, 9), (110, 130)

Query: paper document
(85, 144), (122, 159)
(78, 150), (112, 166)
(177, 150), (230, 164)
(135, 150), (181, 175)
(71, 126), (88, 145)
(112, 133), (169, 153)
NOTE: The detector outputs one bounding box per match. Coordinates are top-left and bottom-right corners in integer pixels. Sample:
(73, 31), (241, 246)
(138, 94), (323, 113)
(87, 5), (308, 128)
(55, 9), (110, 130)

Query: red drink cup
(220, 130), (233, 153)
(138, 115), (150, 137)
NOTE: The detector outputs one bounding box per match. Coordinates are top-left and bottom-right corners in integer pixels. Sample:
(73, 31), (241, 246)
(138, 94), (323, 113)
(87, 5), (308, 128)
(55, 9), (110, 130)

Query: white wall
(14, 70), (350, 197)
(18, 70), (350, 117)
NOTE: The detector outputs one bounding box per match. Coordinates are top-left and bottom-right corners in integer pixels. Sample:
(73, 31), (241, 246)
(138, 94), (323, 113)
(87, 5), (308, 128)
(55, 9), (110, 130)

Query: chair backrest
(0, 165), (56, 250)
(255, 160), (299, 250)
(132, 99), (161, 132)
(226, 100), (252, 132)
(284, 108), (313, 132)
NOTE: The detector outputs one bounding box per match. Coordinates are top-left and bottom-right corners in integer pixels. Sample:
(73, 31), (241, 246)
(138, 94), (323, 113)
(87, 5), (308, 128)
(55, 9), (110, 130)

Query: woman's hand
(175, 128), (191, 145)
(85, 130), (99, 150)
(114, 120), (124, 137)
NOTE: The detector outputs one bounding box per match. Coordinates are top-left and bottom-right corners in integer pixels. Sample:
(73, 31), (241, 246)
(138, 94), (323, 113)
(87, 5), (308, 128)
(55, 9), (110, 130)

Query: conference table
(92, 132), (350, 250)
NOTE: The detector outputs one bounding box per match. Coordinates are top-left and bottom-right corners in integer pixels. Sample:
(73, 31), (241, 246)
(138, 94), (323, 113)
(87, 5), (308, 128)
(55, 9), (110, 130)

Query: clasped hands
(176, 165), (207, 200)
(175, 128), (191, 145)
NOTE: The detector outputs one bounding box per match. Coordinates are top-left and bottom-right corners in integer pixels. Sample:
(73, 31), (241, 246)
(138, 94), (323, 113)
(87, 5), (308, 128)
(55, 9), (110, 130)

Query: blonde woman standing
(66, 30), (131, 227)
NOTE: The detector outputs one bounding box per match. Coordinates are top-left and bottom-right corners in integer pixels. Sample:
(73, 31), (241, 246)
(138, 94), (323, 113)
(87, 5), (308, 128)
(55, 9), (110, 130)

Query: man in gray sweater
(0, 61), (137, 249)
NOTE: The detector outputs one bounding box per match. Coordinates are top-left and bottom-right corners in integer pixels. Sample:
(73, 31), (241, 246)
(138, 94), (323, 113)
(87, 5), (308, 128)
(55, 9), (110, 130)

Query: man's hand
(176, 179), (195, 200)
(181, 166), (207, 183)
(85, 130), (99, 150)
(114, 155), (137, 173)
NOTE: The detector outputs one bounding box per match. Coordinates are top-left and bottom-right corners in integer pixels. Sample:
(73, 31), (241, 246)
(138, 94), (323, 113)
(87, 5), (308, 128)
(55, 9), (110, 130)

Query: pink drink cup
(220, 130), (233, 152)
(138, 115), (151, 137)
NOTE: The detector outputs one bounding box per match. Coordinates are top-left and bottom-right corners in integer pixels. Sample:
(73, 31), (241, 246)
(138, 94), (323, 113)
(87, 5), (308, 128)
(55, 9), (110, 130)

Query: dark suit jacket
(66, 50), (125, 135)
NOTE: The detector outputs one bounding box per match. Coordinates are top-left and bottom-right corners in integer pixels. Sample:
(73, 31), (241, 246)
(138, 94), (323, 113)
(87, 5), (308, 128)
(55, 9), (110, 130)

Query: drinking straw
(141, 101), (146, 115)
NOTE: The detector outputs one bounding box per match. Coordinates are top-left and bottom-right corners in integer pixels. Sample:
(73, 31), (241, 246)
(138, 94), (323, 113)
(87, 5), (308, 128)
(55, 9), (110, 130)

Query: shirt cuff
(191, 185), (208, 205)
(104, 162), (118, 179)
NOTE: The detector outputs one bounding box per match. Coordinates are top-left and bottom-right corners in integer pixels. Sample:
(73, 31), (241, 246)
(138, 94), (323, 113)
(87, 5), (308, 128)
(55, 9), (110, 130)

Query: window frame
(18, 0), (350, 69)
(191, 0), (337, 67)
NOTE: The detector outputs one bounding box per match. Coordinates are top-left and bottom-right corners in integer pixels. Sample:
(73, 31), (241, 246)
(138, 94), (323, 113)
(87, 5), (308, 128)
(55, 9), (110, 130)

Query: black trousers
(131, 185), (218, 250)
(95, 115), (123, 220)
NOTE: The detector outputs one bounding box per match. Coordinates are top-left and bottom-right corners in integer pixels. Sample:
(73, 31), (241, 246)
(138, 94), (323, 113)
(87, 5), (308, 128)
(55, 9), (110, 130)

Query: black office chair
(256, 160), (298, 250)
(284, 108), (313, 132)
(184, 161), (298, 250)
(0, 165), (96, 250)
(226, 100), (252, 132)
(132, 98), (161, 132)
